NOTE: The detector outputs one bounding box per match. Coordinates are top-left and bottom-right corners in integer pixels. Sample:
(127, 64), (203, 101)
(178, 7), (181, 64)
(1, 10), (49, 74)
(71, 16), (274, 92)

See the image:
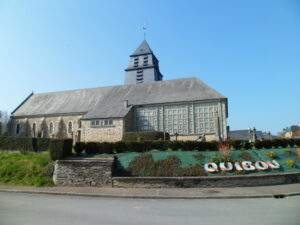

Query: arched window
(32, 123), (36, 138)
(49, 122), (54, 134)
(16, 124), (20, 135)
(68, 121), (73, 133)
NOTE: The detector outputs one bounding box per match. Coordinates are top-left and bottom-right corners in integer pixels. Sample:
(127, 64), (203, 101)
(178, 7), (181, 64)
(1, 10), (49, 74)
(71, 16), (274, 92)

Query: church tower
(124, 40), (163, 84)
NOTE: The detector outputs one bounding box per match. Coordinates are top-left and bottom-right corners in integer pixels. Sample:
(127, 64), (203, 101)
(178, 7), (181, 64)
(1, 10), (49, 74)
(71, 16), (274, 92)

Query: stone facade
(133, 100), (227, 141)
(53, 158), (114, 187)
(10, 115), (83, 140)
(81, 119), (124, 142)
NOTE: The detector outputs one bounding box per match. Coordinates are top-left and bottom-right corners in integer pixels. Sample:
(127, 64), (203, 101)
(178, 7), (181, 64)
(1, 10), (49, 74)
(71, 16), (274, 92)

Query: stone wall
(112, 172), (300, 188)
(170, 134), (216, 141)
(81, 119), (124, 142)
(53, 158), (114, 187)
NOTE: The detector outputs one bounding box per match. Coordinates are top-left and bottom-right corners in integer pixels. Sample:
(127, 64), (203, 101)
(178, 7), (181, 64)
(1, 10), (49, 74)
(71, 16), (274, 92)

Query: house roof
(229, 130), (257, 141)
(130, 40), (153, 56)
(12, 77), (226, 119)
(229, 129), (276, 141)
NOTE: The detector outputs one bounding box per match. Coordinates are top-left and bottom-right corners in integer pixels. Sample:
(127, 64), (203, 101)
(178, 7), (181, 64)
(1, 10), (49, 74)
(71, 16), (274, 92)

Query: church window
(49, 122), (54, 134)
(78, 120), (82, 128)
(68, 121), (73, 133)
(16, 124), (20, 135)
(90, 119), (114, 127)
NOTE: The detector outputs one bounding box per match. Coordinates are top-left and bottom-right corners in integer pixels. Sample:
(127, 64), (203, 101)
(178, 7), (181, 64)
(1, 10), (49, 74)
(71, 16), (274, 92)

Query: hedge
(0, 137), (73, 160)
(76, 138), (300, 155)
(0, 136), (51, 152)
(49, 139), (73, 160)
(123, 131), (170, 141)
(78, 140), (219, 155)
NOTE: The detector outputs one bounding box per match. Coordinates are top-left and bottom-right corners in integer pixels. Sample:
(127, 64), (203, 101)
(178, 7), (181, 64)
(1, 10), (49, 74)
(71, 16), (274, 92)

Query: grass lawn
(114, 148), (300, 176)
(0, 151), (54, 186)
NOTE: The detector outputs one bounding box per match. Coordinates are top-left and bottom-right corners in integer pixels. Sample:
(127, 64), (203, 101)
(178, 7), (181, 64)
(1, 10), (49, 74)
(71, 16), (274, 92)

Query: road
(0, 192), (299, 225)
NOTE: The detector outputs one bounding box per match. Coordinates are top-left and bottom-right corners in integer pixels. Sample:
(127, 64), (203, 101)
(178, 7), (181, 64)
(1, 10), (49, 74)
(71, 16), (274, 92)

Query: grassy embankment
(0, 151), (54, 186)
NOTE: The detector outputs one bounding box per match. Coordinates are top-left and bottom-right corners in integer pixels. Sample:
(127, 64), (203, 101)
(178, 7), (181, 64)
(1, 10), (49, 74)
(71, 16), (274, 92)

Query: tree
(0, 111), (9, 135)
(41, 119), (48, 138)
(56, 118), (67, 139)
(23, 120), (32, 137)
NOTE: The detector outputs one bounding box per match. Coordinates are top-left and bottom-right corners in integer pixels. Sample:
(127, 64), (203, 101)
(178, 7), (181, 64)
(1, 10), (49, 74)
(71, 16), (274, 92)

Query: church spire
(124, 40), (163, 84)
(130, 40), (152, 56)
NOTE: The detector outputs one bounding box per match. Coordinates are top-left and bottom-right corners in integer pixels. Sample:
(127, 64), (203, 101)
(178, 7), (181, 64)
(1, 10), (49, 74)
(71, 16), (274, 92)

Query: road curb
(1, 188), (300, 200)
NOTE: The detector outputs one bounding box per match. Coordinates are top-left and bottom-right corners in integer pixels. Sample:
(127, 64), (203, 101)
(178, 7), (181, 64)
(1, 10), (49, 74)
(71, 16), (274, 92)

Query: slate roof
(12, 77), (226, 119)
(130, 40), (153, 56)
(229, 130), (276, 141)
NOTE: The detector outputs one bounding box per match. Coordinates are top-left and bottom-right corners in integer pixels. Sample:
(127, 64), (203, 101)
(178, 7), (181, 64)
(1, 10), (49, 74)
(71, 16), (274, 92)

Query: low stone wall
(112, 172), (300, 188)
(53, 158), (114, 187)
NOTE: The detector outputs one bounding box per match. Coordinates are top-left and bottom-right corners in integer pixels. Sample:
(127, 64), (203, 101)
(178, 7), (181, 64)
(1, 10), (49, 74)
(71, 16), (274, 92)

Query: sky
(0, 0), (299, 134)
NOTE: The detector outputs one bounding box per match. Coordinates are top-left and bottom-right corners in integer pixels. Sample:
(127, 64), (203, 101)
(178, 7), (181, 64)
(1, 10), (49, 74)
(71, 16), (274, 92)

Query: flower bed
(114, 148), (300, 177)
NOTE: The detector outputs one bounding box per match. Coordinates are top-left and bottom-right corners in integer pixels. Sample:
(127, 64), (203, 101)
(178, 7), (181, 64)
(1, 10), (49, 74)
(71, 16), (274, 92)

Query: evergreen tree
(56, 118), (67, 139)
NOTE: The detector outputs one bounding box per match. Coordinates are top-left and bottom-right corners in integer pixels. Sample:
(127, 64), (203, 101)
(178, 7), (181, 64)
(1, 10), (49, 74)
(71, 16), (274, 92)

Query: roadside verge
(0, 183), (299, 199)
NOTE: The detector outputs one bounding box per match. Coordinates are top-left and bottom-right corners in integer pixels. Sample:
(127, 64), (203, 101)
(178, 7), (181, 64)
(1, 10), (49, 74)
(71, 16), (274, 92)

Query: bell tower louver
(124, 40), (163, 84)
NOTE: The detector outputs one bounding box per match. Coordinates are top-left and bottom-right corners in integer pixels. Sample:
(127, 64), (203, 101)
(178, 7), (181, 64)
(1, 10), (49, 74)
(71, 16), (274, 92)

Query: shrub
(254, 140), (263, 149)
(240, 150), (252, 161)
(35, 138), (50, 152)
(271, 139), (281, 148)
(285, 159), (296, 168)
(194, 152), (205, 161)
(0, 136), (34, 152)
(266, 151), (278, 159)
(261, 140), (272, 149)
(85, 142), (99, 155)
(243, 141), (252, 150)
(179, 165), (206, 176)
(288, 139), (295, 147)
(123, 131), (170, 141)
(126, 154), (207, 177)
(278, 139), (289, 148)
(295, 139), (300, 147)
(212, 153), (231, 163)
(154, 156), (182, 176)
(49, 139), (73, 160)
(128, 154), (155, 176)
(74, 142), (85, 155)
(229, 140), (242, 150)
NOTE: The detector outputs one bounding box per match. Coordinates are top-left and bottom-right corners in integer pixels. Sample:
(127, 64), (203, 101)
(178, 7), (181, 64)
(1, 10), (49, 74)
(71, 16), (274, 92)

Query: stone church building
(10, 40), (228, 142)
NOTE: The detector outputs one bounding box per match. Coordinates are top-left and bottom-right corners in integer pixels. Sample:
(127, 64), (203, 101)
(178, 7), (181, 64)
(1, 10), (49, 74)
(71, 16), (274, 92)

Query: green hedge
(77, 140), (219, 155)
(0, 137), (73, 160)
(0, 136), (51, 152)
(76, 138), (300, 155)
(123, 131), (170, 141)
(49, 139), (73, 160)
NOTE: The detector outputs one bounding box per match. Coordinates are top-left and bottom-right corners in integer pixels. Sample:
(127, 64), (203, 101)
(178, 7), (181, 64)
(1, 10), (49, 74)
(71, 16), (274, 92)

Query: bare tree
(56, 118), (67, 139)
(0, 111), (9, 135)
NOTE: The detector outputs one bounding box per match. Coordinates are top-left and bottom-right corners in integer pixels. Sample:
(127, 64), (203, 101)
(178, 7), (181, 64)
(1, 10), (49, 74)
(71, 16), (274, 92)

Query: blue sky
(0, 0), (299, 134)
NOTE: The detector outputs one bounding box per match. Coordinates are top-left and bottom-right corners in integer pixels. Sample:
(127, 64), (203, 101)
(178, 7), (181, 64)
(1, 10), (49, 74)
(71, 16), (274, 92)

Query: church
(10, 40), (228, 142)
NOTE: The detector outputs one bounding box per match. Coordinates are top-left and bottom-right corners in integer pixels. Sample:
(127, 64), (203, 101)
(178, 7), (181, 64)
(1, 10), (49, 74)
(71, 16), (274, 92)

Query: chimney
(124, 100), (129, 108)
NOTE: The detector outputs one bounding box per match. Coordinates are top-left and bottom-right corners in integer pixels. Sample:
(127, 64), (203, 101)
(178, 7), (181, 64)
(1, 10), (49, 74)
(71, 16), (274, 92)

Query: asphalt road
(0, 192), (299, 225)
